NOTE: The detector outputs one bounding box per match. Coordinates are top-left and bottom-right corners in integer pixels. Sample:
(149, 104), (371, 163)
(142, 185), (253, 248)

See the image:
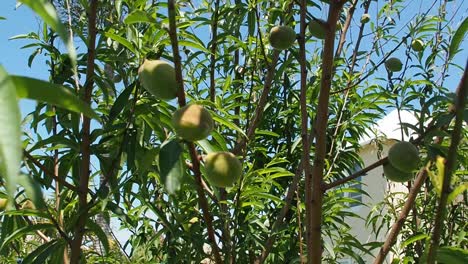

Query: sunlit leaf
(124, 10), (156, 24)
(0, 66), (22, 199)
(448, 182), (468, 204)
(449, 17), (468, 60)
(19, 0), (76, 67)
(11, 75), (100, 120)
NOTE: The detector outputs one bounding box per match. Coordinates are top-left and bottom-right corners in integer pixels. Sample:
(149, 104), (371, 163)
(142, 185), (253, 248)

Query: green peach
(411, 39), (424, 52)
(269, 25), (296, 50)
(385, 57), (403, 72)
(388, 141), (420, 172)
(204, 152), (242, 187)
(361, 14), (370, 24)
(171, 104), (214, 141)
(383, 163), (414, 182)
(138, 59), (178, 100)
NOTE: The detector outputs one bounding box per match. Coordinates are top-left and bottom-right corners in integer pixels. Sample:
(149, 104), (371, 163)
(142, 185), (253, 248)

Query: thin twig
(23, 150), (78, 192)
(65, 0), (81, 92)
(298, 0), (313, 261)
(334, 0), (359, 58)
(231, 51), (279, 155)
(331, 0), (438, 95)
(426, 59), (468, 264)
(209, 0), (220, 102)
(254, 158), (304, 263)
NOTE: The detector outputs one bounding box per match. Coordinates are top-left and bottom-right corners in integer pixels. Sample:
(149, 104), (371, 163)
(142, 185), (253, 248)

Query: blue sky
(1, 2), (50, 115)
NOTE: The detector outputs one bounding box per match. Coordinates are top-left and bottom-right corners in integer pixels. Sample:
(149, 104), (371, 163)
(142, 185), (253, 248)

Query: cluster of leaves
(0, 0), (466, 263)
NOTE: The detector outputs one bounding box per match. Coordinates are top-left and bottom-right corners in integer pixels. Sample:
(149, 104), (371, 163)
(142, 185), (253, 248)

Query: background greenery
(0, 0), (467, 263)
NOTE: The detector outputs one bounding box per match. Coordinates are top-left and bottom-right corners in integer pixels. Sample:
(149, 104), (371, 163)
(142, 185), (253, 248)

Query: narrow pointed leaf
(0, 223), (55, 251)
(159, 140), (184, 194)
(19, 0), (76, 67)
(449, 17), (468, 60)
(86, 220), (110, 254)
(20, 0), (76, 66)
(0, 66), (22, 199)
(436, 246), (468, 264)
(23, 239), (66, 264)
(11, 75), (100, 121)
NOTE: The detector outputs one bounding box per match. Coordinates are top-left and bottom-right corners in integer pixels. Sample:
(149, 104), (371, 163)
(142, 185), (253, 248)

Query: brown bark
(167, 1), (222, 262)
(426, 60), (468, 263)
(307, 2), (345, 263)
(373, 169), (428, 264)
(70, 1), (98, 263)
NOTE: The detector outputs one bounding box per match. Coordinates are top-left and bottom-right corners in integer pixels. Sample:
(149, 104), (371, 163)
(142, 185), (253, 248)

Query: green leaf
(196, 139), (218, 154)
(109, 83), (134, 121)
(436, 246), (468, 264)
(0, 66), (22, 199)
(449, 17), (468, 60)
(212, 115), (247, 138)
(105, 31), (137, 54)
(23, 239), (66, 264)
(124, 10), (156, 24)
(86, 220), (110, 254)
(448, 182), (468, 204)
(179, 40), (210, 53)
(159, 139), (185, 194)
(16, 174), (46, 210)
(401, 233), (429, 248)
(0, 223), (55, 251)
(11, 75), (100, 121)
(19, 0), (76, 68)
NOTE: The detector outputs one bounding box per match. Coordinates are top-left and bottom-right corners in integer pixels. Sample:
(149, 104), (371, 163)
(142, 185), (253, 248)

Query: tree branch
(307, 2), (344, 262)
(325, 157), (388, 190)
(168, 1), (222, 262)
(23, 150), (79, 193)
(426, 59), (468, 264)
(209, 0), (220, 102)
(232, 51), (280, 155)
(373, 168), (428, 264)
(70, 0), (98, 262)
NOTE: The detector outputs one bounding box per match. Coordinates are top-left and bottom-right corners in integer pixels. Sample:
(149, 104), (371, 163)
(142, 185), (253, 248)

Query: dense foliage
(0, 0), (467, 263)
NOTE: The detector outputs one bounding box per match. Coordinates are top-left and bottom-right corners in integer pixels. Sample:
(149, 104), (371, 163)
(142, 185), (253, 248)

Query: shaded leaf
(159, 139), (184, 194)
(16, 174), (46, 210)
(23, 239), (66, 264)
(436, 246), (468, 264)
(0, 223), (55, 251)
(86, 220), (110, 254)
